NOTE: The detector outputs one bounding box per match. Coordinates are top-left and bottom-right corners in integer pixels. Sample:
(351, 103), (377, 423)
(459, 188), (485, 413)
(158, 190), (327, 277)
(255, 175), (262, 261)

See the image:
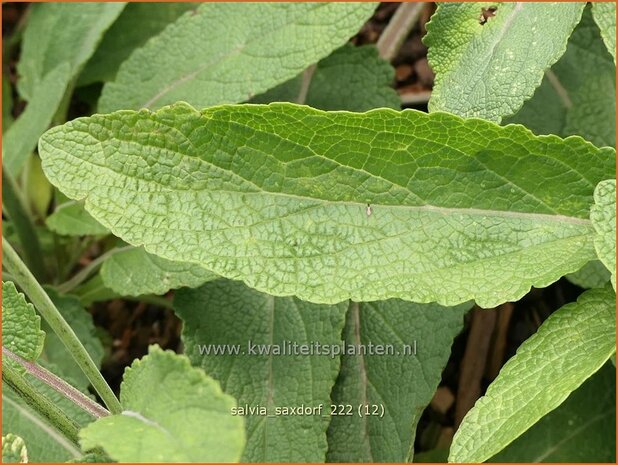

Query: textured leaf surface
(2, 282), (45, 367)
(175, 280), (347, 462)
(101, 247), (217, 296)
(566, 260), (611, 289)
(78, 2), (197, 85)
(326, 300), (470, 462)
(17, 2), (126, 100)
(252, 44), (400, 111)
(450, 286), (616, 463)
(80, 346), (245, 462)
(506, 7), (616, 148)
(39, 103), (615, 307)
(98, 3), (377, 112)
(425, 2), (585, 122)
(46, 201), (109, 236)
(73, 275), (119, 306)
(2, 434), (28, 463)
(3, 64), (69, 176)
(591, 180), (616, 289)
(489, 363), (616, 463)
(592, 2), (616, 63)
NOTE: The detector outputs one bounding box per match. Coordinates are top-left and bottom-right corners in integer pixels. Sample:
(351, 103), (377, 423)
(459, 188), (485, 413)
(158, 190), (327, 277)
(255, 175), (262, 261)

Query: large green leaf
(2, 434), (28, 463)
(39, 103), (615, 307)
(175, 280), (347, 462)
(326, 300), (470, 462)
(489, 363), (616, 463)
(591, 180), (616, 289)
(592, 2), (616, 63)
(2, 281), (45, 368)
(101, 247), (217, 296)
(425, 2), (585, 122)
(79, 346), (245, 462)
(17, 2), (126, 100)
(566, 260), (611, 289)
(98, 3), (377, 112)
(450, 286), (616, 463)
(506, 6), (616, 149)
(3, 64), (70, 176)
(78, 3), (197, 85)
(252, 44), (400, 111)
(46, 201), (110, 236)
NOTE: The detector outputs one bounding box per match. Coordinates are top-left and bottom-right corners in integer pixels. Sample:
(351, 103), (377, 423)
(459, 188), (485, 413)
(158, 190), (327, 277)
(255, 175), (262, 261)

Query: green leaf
(326, 300), (471, 462)
(17, 2), (126, 100)
(73, 275), (119, 306)
(3, 64), (70, 176)
(78, 2), (197, 86)
(591, 180), (616, 289)
(425, 2), (585, 122)
(174, 280), (348, 462)
(98, 3), (377, 112)
(252, 44), (400, 111)
(566, 260), (611, 289)
(46, 201), (109, 236)
(505, 6), (616, 148)
(592, 2), (616, 63)
(39, 103), (615, 307)
(3, 74), (14, 132)
(2, 434), (28, 463)
(489, 363), (616, 462)
(23, 155), (54, 220)
(79, 345), (245, 462)
(101, 247), (217, 296)
(2, 281), (45, 367)
(449, 286), (616, 463)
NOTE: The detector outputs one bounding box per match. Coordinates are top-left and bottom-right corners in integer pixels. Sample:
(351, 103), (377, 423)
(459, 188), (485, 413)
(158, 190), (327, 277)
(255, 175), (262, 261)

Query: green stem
(2, 168), (47, 282)
(3, 362), (80, 445)
(2, 238), (122, 414)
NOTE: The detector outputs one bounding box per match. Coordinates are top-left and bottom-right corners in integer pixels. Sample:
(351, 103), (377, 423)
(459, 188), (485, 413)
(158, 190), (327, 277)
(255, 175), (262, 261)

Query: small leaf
(2, 434), (28, 463)
(98, 3), (377, 112)
(489, 363), (616, 462)
(3, 64), (69, 176)
(175, 280), (348, 462)
(46, 201), (109, 236)
(449, 286), (616, 463)
(425, 2), (585, 122)
(326, 300), (471, 462)
(78, 2), (197, 85)
(1, 282), (45, 367)
(252, 44), (400, 111)
(39, 103), (615, 307)
(23, 155), (53, 220)
(79, 346), (245, 462)
(592, 2), (616, 63)
(101, 247), (217, 296)
(590, 180), (616, 289)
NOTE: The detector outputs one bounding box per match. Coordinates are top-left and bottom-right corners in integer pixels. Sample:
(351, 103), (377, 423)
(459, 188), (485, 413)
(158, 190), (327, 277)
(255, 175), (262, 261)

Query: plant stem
(377, 2), (425, 62)
(4, 347), (110, 419)
(2, 238), (122, 414)
(2, 167), (48, 282)
(57, 245), (134, 294)
(3, 362), (80, 445)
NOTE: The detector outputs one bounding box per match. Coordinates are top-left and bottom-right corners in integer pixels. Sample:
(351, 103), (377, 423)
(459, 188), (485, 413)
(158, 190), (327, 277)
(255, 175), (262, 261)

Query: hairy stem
(2, 238), (122, 414)
(377, 2), (425, 61)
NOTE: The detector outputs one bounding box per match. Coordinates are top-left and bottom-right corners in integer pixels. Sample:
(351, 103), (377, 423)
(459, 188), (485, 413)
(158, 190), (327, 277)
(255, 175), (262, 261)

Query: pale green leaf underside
(425, 2), (585, 122)
(1, 282), (45, 367)
(79, 346), (245, 462)
(98, 2), (377, 112)
(78, 2), (197, 86)
(450, 286), (616, 463)
(2, 434), (28, 463)
(101, 247), (217, 296)
(39, 103), (615, 307)
(3, 64), (69, 176)
(327, 300), (471, 462)
(252, 43), (400, 111)
(46, 201), (110, 236)
(505, 6), (616, 149)
(175, 280), (347, 462)
(17, 2), (126, 100)
(592, 2), (616, 63)
(489, 363), (616, 463)
(591, 180), (616, 289)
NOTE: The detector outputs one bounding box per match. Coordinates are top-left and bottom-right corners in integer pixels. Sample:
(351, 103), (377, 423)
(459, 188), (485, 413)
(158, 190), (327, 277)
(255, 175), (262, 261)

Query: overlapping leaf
(590, 180), (616, 289)
(46, 201), (109, 236)
(592, 2), (616, 63)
